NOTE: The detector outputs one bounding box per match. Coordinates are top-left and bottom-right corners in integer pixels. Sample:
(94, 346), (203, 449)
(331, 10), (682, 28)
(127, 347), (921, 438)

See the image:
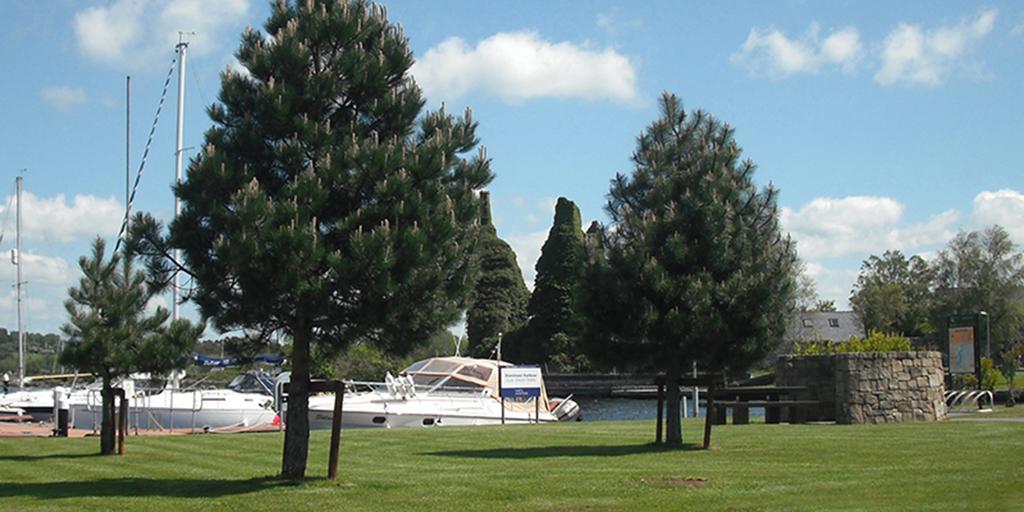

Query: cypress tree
(466, 191), (530, 358)
(134, 0), (492, 478)
(521, 197), (587, 369)
(584, 93), (797, 446)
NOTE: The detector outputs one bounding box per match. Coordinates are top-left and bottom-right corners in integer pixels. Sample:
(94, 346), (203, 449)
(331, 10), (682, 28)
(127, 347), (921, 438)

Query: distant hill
(0, 328), (65, 377)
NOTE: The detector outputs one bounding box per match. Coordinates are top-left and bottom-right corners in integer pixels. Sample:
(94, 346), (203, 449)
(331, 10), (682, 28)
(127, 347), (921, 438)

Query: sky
(1, 0), (1023, 338)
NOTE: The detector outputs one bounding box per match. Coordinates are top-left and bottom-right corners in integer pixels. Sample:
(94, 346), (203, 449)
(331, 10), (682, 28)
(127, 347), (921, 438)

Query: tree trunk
(664, 359), (682, 446)
(281, 326), (312, 479)
(100, 377), (115, 455)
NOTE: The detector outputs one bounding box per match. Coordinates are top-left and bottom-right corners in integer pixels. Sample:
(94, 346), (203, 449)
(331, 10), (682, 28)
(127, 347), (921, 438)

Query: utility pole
(172, 35), (189, 321)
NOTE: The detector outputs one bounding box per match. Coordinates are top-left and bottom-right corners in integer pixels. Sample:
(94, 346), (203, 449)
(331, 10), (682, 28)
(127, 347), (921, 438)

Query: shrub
(837, 331), (912, 353)
(979, 357), (999, 392)
(793, 331), (911, 355)
(999, 342), (1022, 407)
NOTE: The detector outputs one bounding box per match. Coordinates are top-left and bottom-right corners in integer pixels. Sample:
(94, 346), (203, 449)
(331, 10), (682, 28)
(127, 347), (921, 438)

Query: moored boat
(306, 357), (580, 429)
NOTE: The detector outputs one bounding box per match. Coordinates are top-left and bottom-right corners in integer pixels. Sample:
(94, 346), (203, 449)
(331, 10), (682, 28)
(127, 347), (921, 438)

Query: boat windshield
(227, 373), (273, 395)
(401, 357), (500, 393)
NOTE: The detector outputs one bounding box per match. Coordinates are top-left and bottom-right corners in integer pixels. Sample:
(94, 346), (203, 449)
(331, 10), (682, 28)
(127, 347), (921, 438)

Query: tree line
(850, 225), (1024, 360)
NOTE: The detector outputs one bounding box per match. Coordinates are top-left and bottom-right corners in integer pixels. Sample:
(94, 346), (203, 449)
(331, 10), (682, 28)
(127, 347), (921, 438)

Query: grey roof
(788, 311), (865, 343)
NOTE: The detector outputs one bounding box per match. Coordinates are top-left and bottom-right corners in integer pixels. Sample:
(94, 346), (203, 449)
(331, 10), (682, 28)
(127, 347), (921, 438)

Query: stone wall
(777, 351), (946, 424)
(834, 352), (946, 424)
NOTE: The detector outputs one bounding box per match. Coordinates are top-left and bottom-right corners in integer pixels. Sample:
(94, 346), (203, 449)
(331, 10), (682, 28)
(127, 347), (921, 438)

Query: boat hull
(305, 392), (565, 430)
(70, 390), (276, 432)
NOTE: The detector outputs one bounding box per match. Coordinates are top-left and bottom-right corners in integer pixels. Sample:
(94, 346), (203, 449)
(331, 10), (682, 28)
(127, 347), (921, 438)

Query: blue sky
(1, 0), (1023, 337)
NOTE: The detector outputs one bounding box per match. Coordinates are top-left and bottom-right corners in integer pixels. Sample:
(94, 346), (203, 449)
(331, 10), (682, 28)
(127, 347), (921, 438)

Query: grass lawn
(1, 415), (1022, 511)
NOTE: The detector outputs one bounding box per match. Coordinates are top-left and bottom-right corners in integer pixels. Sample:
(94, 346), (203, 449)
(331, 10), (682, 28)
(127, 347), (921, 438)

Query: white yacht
(306, 357), (580, 429)
(69, 372), (278, 432)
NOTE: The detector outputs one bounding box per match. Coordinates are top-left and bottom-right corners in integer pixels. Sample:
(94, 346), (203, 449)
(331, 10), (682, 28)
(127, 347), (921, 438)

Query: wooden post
(765, 393), (780, 424)
(327, 382), (344, 481)
(299, 379), (346, 480)
(655, 378), (665, 444)
(115, 389), (127, 455)
(702, 383), (715, 449)
(327, 380), (344, 481)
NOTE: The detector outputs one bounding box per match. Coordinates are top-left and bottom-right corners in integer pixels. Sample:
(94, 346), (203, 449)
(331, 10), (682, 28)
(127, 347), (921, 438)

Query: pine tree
(133, 0), (491, 478)
(60, 239), (201, 454)
(584, 93), (798, 446)
(466, 191), (529, 358)
(520, 197), (587, 369)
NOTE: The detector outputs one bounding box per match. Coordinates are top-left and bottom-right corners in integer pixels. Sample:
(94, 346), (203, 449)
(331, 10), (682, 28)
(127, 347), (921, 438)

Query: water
(576, 397), (763, 422)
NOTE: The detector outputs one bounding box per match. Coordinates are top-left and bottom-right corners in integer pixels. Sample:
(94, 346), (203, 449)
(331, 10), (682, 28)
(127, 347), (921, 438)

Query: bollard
(52, 387), (69, 437)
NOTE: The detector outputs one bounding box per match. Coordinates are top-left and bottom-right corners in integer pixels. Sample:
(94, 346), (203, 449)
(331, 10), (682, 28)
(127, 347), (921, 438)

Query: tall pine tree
(584, 93), (797, 446)
(134, 0), (491, 478)
(520, 197), (587, 369)
(466, 191), (529, 358)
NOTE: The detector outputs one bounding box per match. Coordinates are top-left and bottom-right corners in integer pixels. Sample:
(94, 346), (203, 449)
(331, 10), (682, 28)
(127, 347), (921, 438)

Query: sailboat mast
(15, 175), (24, 388)
(173, 37), (188, 321)
(126, 75), (131, 234)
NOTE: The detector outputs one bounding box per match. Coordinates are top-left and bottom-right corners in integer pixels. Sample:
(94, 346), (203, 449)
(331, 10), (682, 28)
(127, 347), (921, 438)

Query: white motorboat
(70, 372), (279, 432)
(306, 357), (581, 429)
(0, 388), (70, 420)
(0, 376), (93, 421)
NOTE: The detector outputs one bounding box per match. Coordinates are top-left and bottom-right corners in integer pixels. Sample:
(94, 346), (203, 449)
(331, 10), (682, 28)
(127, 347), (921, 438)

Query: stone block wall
(777, 351), (946, 424)
(834, 352), (946, 424)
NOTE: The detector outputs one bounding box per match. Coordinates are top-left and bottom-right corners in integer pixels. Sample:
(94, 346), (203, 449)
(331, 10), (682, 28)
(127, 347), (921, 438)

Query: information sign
(499, 366), (542, 398)
(948, 326), (976, 374)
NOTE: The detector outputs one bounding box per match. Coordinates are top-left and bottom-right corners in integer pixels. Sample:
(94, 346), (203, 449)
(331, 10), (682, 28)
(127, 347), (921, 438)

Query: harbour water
(576, 398), (764, 422)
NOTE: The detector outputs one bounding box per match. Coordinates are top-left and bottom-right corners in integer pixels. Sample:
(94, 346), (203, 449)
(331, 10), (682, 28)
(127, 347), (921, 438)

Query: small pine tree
(520, 197), (587, 369)
(61, 239), (201, 454)
(466, 191), (529, 358)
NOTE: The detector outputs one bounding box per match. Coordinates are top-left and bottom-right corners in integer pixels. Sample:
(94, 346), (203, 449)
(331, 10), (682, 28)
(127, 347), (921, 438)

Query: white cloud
(41, 86), (88, 111)
(0, 252), (78, 331)
(803, 262), (859, 308)
(731, 23), (862, 78)
(1, 193), (124, 244)
(413, 31), (638, 104)
(226, 56), (252, 79)
(73, 0), (250, 71)
(506, 229), (547, 290)
(1013, 19), (1024, 36)
(971, 189), (1024, 242)
(875, 9), (997, 86)
(596, 12), (643, 35)
(16, 253), (76, 286)
(782, 196), (959, 259)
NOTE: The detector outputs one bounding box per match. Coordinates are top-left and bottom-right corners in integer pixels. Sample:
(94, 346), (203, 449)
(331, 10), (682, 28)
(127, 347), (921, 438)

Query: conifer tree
(134, 0), (491, 478)
(61, 239), (201, 454)
(466, 191), (529, 357)
(520, 197), (587, 369)
(584, 93), (797, 446)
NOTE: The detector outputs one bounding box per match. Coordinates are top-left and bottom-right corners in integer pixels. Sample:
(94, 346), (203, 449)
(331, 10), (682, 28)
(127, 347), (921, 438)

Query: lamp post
(979, 311), (991, 359)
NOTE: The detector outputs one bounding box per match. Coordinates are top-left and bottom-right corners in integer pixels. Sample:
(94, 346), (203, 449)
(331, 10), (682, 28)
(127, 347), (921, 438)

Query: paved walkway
(949, 416), (1024, 423)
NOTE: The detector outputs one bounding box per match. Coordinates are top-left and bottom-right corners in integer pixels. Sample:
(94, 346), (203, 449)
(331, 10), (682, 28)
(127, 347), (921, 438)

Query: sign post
(948, 314), (982, 387)
(499, 366), (543, 424)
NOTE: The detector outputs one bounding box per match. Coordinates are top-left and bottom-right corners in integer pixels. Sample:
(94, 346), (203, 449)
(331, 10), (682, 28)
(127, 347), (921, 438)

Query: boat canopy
(401, 357), (550, 411)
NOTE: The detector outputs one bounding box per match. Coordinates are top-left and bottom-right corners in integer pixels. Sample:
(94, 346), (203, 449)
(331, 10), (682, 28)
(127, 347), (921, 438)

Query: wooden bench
(711, 400), (821, 425)
(710, 386), (819, 425)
